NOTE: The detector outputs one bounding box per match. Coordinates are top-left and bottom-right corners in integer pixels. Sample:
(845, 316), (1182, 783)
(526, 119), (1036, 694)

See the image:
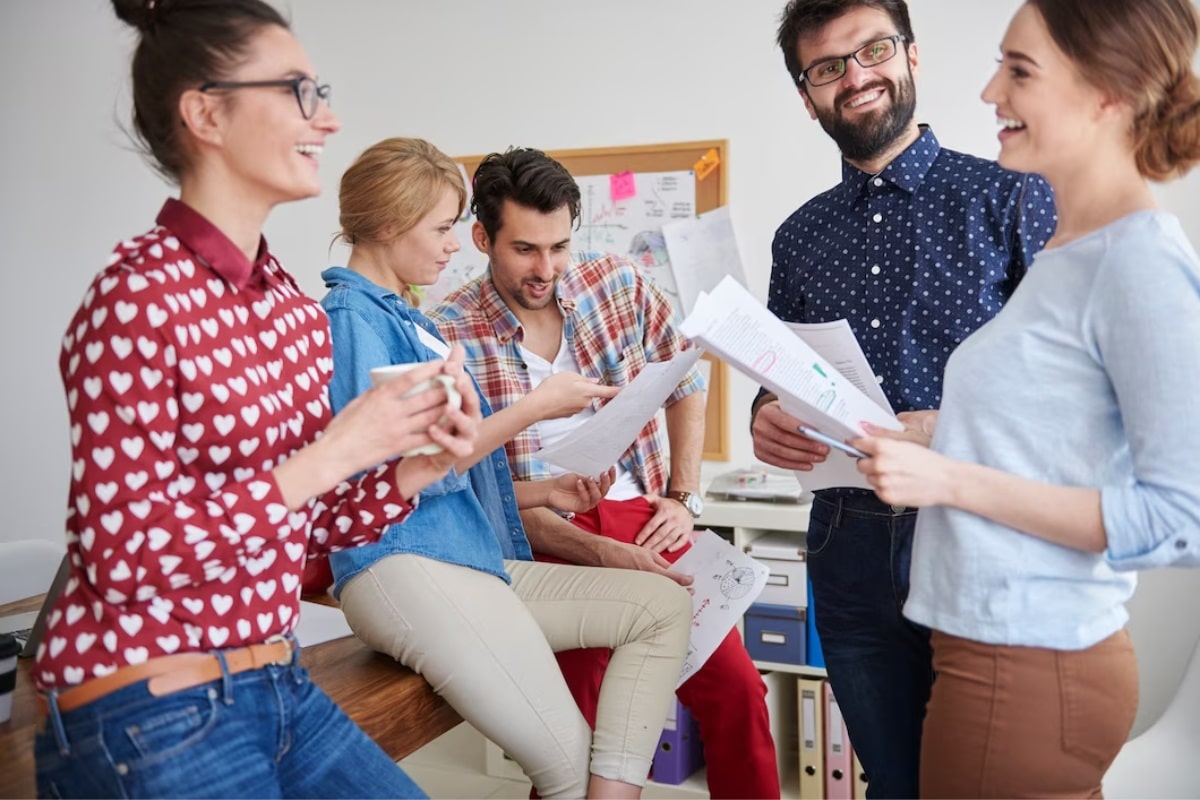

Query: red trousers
(540, 498), (780, 799)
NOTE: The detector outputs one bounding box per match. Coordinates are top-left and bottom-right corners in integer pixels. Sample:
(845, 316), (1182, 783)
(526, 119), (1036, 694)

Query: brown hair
(111, 0), (289, 183)
(336, 138), (467, 307)
(776, 0), (915, 89)
(470, 148), (581, 242)
(1026, 0), (1200, 180)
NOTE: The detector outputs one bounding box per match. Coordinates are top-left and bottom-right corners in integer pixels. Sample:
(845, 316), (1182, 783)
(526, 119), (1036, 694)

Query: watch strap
(666, 490), (702, 517)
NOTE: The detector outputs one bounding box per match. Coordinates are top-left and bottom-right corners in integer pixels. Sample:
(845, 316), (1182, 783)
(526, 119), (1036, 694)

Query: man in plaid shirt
(430, 148), (780, 799)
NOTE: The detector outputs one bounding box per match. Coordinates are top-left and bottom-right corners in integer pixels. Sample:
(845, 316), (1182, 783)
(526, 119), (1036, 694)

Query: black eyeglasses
(198, 76), (331, 120)
(798, 35), (907, 87)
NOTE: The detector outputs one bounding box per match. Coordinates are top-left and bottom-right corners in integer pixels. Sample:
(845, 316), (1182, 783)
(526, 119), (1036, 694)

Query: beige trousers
(339, 555), (691, 796)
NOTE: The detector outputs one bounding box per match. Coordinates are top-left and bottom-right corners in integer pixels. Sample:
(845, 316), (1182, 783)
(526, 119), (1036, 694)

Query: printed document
(661, 206), (749, 316)
(535, 348), (702, 476)
(680, 277), (900, 490)
(672, 530), (769, 687)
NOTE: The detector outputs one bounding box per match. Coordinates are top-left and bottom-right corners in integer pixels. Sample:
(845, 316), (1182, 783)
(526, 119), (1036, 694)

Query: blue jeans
(807, 491), (933, 800)
(35, 645), (426, 799)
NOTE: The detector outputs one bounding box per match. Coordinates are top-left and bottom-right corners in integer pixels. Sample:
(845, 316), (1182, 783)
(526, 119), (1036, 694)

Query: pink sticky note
(610, 171), (636, 202)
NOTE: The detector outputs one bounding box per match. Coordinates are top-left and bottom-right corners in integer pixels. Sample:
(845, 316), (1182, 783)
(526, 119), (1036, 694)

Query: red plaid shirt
(430, 252), (704, 496)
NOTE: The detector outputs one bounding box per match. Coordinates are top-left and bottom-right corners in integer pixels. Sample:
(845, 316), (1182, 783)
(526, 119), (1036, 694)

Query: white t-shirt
(521, 334), (641, 501)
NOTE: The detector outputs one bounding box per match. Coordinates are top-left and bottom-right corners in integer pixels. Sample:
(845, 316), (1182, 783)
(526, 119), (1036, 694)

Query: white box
(746, 532), (808, 607)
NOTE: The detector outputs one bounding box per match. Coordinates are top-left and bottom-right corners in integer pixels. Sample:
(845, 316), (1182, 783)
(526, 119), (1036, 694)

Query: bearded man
(750, 2), (1057, 797)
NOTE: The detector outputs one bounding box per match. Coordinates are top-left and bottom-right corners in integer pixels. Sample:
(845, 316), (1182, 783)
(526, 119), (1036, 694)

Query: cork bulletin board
(455, 139), (731, 460)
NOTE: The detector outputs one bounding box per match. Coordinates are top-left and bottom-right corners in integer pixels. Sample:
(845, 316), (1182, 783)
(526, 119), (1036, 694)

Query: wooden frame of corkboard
(455, 140), (730, 461)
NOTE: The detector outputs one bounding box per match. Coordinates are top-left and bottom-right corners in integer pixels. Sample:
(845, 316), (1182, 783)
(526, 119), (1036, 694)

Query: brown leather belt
(39, 636), (294, 715)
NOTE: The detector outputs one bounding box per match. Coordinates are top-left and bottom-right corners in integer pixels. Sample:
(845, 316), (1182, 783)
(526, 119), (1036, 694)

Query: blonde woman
(320, 137), (693, 800)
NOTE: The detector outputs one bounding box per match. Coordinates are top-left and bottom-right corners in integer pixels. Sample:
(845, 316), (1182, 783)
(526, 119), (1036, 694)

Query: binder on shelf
(825, 681), (853, 800)
(798, 677), (826, 800)
(852, 747), (869, 799)
(806, 578), (825, 668)
(651, 698), (705, 785)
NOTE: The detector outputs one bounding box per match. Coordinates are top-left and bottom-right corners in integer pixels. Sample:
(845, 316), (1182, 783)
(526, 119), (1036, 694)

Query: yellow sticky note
(693, 148), (720, 181)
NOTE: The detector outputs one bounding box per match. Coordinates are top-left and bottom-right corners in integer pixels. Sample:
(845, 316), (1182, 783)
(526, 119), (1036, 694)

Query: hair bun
(111, 0), (163, 32)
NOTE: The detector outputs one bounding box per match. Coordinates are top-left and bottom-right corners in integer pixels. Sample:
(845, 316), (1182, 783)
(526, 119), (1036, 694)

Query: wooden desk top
(0, 596), (460, 800)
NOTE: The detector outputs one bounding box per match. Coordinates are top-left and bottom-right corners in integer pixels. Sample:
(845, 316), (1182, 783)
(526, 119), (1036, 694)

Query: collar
(838, 125), (940, 202)
(156, 198), (270, 290)
(478, 278), (524, 344)
(321, 265), (400, 301)
(478, 260), (579, 345)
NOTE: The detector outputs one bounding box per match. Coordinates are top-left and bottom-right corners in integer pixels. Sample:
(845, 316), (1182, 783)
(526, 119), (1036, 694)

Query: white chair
(0, 538), (65, 605)
(1103, 635), (1200, 798)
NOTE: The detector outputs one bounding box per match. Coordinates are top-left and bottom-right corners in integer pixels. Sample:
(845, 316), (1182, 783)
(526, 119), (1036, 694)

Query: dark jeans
(35, 644), (426, 799)
(807, 491), (934, 800)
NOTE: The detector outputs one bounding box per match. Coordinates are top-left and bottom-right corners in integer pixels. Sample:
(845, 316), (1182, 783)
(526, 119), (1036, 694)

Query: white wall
(2, 0), (1196, 735)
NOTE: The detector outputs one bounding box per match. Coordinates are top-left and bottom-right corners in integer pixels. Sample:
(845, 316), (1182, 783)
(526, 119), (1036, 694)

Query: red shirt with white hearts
(36, 199), (414, 691)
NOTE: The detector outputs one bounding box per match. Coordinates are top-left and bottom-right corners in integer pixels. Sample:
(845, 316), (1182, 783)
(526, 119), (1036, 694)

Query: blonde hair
(1028, 0), (1200, 181)
(336, 138), (467, 305)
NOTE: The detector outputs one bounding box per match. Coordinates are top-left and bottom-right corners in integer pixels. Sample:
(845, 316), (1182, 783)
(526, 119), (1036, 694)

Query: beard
(813, 70), (917, 163)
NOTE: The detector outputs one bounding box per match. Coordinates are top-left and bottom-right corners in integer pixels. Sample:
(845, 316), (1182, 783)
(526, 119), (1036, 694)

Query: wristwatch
(666, 490), (704, 518)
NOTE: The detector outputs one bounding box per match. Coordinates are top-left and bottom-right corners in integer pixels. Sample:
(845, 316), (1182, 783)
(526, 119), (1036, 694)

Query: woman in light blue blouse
(319, 137), (694, 800)
(852, 0), (1200, 796)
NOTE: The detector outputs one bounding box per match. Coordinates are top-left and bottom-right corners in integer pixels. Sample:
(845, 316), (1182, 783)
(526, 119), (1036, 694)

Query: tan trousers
(339, 555), (691, 796)
(921, 628), (1139, 799)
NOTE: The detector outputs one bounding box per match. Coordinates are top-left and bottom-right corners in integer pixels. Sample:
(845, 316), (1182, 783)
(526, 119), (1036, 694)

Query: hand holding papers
(671, 530), (769, 687)
(534, 349), (702, 476)
(679, 277), (901, 490)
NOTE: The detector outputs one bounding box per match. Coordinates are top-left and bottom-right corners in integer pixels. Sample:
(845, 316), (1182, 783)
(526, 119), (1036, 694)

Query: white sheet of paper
(680, 277), (899, 444)
(535, 349), (702, 476)
(782, 319), (893, 490)
(785, 319), (894, 413)
(295, 600), (354, 648)
(671, 530), (769, 688)
(661, 206), (749, 316)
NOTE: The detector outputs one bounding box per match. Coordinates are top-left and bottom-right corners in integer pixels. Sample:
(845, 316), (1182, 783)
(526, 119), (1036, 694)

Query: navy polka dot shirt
(766, 126), (1056, 413)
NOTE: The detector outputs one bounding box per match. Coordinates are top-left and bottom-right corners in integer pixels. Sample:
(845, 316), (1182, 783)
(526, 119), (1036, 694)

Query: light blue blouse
(905, 211), (1200, 649)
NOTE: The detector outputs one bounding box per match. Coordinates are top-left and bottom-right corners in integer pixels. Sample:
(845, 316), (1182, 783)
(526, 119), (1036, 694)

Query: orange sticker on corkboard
(693, 148), (720, 181)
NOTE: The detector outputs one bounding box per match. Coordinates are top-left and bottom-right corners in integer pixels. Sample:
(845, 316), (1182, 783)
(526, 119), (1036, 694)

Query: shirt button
(870, 319), (881, 329)
(1176, 539), (1188, 550)
(876, 374), (884, 383)
(873, 178), (883, 187)
(872, 213), (883, 223)
(870, 265), (881, 275)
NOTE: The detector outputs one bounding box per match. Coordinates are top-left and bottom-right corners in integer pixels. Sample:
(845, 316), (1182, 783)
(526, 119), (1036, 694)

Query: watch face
(684, 493), (703, 517)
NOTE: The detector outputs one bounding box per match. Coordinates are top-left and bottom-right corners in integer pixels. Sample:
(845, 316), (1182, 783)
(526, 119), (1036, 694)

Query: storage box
(746, 533), (808, 607)
(652, 699), (705, 784)
(807, 578), (825, 668)
(744, 602), (807, 665)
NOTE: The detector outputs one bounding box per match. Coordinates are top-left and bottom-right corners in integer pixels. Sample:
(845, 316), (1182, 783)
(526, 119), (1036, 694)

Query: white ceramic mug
(369, 363), (463, 457)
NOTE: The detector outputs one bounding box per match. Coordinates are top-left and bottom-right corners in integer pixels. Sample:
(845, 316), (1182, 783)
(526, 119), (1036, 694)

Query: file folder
(652, 698), (704, 784)
(798, 677), (826, 800)
(852, 747), (868, 799)
(825, 681), (853, 800)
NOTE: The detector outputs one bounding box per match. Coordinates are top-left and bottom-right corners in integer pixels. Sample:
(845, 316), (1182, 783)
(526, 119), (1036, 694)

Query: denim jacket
(320, 267), (532, 597)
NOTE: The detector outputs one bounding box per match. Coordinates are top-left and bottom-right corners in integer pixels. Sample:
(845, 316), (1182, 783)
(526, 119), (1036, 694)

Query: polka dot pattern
(768, 127), (1056, 412)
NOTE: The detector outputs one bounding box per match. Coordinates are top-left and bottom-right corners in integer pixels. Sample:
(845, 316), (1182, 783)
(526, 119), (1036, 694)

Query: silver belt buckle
(264, 633), (295, 666)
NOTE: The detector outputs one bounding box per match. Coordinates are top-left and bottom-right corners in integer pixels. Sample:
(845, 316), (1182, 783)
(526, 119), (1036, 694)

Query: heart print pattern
(37, 200), (413, 690)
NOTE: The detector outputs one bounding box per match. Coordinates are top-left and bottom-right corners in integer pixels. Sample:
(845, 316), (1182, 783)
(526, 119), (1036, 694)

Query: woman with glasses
(853, 0), (1200, 795)
(317, 137), (694, 800)
(34, 1), (477, 797)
